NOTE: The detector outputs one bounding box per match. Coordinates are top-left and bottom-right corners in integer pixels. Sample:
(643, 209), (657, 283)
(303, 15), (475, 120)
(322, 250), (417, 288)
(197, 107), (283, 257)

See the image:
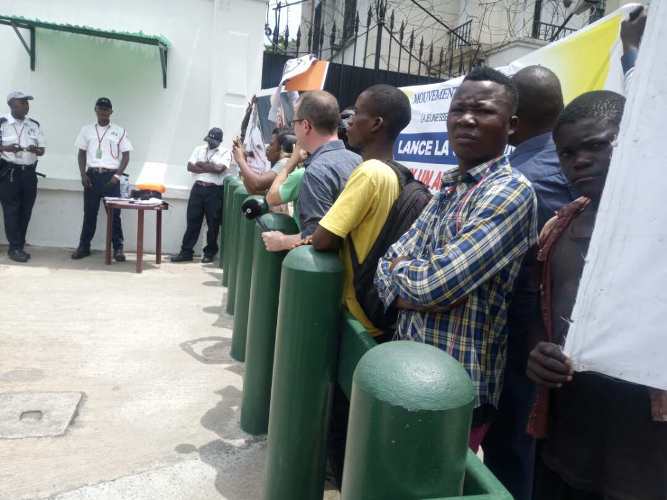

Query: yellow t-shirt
(319, 159), (401, 335)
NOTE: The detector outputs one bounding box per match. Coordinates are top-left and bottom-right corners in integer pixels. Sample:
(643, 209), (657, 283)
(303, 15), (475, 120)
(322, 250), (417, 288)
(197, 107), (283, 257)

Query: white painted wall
(485, 39), (547, 68)
(0, 0), (266, 254)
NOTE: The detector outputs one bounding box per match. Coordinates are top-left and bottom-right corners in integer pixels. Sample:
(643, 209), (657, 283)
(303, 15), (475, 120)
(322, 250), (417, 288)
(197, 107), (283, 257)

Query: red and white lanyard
(95, 124), (110, 150)
(12, 122), (25, 148)
(109, 129), (126, 160)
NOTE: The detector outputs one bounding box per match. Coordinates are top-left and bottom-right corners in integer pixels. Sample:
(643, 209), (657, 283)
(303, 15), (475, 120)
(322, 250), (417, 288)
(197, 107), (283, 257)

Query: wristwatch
(113, 174), (121, 180)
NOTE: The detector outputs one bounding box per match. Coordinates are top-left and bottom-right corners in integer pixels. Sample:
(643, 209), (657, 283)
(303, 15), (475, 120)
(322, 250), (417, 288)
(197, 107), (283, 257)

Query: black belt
(195, 181), (221, 187)
(88, 167), (116, 174)
(4, 161), (36, 169)
(0, 160), (42, 181)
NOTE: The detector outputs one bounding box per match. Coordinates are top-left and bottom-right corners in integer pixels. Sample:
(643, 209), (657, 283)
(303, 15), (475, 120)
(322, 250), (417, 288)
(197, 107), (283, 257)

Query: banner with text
(396, 5), (632, 190)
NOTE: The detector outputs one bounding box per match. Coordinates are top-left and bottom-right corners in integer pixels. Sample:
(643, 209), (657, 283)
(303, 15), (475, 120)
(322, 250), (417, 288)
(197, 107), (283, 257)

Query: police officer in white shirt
(0, 91), (46, 262)
(171, 127), (231, 263)
(72, 97), (133, 261)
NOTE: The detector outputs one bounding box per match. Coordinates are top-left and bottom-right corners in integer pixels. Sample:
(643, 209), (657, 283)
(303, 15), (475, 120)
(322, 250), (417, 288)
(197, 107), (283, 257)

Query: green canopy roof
(0, 14), (170, 87)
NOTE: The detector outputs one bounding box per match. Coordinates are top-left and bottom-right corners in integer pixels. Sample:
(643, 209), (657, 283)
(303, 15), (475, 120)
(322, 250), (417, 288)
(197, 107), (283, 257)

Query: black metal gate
(262, 53), (443, 109)
(261, 0), (480, 109)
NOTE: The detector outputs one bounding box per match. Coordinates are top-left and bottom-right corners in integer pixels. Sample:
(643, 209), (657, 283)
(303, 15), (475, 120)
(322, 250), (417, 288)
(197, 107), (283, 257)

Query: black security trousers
(180, 183), (223, 257)
(78, 170), (124, 251)
(0, 164), (38, 251)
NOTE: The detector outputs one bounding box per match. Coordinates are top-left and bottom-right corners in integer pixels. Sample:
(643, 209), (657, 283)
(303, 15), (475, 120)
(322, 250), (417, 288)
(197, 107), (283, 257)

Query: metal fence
(262, 1), (586, 107)
(532, 21), (577, 42)
(265, 1), (479, 78)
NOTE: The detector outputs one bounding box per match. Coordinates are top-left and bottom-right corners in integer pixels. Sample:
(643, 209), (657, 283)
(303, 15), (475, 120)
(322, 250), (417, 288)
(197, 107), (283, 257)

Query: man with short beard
(261, 90), (360, 252)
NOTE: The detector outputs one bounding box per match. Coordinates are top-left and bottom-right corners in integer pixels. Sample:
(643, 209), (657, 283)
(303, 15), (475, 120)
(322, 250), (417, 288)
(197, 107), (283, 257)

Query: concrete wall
(0, 0), (266, 254)
(485, 39), (547, 68)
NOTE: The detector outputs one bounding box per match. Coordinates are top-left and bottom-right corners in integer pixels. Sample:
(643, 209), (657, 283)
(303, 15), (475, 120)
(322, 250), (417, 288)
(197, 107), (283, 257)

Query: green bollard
(341, 341), (475, 500)
(241, 213), (299, 435)
(230, 195), (261, 362)
(222, 177), (242, 286)
(225, 184), (248, 315)
(264, 246), (344, 500)
(219, 175), (234, 270)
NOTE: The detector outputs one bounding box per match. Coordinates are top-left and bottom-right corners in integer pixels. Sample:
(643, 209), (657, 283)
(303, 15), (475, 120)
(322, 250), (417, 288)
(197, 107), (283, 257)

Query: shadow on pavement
(175, 384), (266, 499)
(180, 336), (233, 365)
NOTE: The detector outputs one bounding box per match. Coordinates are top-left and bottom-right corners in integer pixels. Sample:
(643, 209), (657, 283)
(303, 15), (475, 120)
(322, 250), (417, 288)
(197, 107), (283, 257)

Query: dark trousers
(180, 183), (223, 257)
(78, 170), (123, 251)
(482, 317), (537, 500)
(534, 456), (603, 500)
(327, 386), (349, 488)
(0, 164), (38, 251)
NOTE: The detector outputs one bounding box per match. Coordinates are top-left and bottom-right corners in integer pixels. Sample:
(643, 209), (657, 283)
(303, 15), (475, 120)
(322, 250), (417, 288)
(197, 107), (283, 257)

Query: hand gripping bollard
(225, 184), (248, 315)
(264, 246), (344, 500)
(222, 177), (242, 286)
(341, 341), (475, 500)
(230, 195), (261, 362)
(240, 213), (299, 435)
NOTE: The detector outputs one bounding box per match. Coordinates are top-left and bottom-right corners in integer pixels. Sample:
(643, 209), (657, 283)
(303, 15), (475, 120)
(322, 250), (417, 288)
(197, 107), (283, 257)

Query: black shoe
(171, 253), (193, 263)
(71, 247), (91, 260)
(8, 248), (29, 263)
(113, 249), (126, 262)
(201, 255), (215, 264)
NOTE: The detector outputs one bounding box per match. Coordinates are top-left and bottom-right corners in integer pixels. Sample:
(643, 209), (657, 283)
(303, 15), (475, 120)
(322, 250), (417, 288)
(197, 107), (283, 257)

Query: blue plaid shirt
(375, 156), (537, 408)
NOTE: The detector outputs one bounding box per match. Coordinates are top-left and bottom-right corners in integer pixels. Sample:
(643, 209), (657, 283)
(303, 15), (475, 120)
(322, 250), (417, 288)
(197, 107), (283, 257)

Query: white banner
(396, 6), (634, 190)
(564, 2), (667, 390)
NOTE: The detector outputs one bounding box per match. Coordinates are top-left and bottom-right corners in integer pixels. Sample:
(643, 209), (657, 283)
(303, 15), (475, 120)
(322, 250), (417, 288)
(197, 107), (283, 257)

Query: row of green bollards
(230, 195), (259, 362)
(217, 178), (509, 500)
(220, 182), (302, 434)
(221, 176), (241, 284)
(241, 213), (299, 434)
(225, 183), (247, 315)
(264, 246), (345, 500)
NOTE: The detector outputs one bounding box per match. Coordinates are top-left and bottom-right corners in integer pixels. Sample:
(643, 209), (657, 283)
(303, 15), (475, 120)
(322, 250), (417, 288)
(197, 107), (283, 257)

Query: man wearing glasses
(262, 90), (361, 252)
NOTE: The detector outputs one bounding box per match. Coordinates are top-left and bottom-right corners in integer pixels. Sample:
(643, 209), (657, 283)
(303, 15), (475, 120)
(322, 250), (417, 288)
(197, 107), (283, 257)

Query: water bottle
(120, 174), (131, 198)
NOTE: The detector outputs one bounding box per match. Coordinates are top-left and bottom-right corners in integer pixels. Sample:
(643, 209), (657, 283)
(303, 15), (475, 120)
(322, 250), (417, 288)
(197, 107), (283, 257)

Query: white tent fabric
(564, 2), (667, 390)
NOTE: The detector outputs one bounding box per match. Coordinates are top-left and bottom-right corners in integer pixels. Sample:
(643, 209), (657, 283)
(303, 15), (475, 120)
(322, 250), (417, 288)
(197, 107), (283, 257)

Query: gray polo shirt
(298, 140), (361, 237)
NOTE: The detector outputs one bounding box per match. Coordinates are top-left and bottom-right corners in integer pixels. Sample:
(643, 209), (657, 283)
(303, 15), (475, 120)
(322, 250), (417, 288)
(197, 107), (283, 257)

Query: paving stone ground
(0, 246), (339, 500)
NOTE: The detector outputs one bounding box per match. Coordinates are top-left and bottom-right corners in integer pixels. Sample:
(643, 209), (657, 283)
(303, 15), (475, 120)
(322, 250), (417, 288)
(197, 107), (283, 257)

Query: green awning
(0, 15), (170, 88)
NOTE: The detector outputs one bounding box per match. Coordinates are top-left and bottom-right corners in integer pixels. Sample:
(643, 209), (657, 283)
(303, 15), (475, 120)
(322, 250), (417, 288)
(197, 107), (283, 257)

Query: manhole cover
(0, 392), (83, 439)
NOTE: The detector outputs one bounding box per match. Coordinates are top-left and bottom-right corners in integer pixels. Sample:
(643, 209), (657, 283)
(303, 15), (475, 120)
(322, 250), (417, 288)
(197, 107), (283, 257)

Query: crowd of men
(1, 6), (663, 500)
(231, 8), (663, 500)
(0, 94), (234, 265)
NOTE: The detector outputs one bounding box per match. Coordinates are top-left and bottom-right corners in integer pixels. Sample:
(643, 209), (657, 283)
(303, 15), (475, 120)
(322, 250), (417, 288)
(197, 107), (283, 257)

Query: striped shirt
(375, 156), (537, 408)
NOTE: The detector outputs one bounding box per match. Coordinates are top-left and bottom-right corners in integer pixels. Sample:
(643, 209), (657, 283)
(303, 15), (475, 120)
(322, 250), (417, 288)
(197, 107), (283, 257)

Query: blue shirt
(510, 133), (574, 230)
(298, 140), (361, 237)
